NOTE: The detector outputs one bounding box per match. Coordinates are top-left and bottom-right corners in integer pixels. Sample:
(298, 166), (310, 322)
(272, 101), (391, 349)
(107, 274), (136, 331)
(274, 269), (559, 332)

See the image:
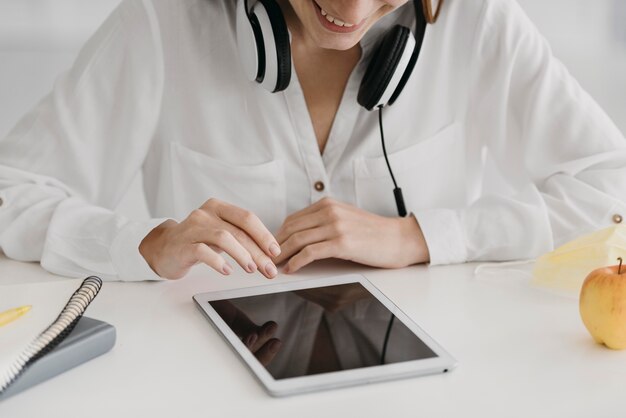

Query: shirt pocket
(353, 122), (465, 216)
(169, 142), (286, 232)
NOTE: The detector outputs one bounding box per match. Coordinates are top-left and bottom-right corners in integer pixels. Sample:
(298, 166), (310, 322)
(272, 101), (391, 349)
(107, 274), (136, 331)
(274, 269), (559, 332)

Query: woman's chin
(308, 31), (363, 51)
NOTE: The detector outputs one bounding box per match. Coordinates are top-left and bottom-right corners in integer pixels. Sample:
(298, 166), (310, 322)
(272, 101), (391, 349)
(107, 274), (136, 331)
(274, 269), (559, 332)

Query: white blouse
(0, 0), (625, 281)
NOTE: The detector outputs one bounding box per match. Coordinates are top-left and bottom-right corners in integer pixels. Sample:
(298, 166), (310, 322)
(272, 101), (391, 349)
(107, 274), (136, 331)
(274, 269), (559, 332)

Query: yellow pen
(0, 305), (32, 327)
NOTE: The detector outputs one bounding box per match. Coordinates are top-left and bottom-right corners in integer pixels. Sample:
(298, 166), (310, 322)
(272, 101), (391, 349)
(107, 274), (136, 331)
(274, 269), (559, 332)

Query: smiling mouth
(311, 0), (366, 33)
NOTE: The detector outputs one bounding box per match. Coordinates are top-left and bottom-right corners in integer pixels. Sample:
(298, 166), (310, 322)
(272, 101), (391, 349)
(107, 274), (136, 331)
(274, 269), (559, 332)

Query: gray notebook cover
(0, 316), (116, 401)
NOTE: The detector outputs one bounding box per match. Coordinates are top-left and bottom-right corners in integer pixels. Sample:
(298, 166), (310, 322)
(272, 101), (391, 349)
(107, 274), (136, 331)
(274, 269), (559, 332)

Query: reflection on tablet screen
(209, 283), (437, 380)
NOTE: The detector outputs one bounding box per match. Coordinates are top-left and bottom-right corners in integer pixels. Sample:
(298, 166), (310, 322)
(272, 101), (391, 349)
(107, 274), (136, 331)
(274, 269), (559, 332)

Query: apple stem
(619, 257), (623, 275)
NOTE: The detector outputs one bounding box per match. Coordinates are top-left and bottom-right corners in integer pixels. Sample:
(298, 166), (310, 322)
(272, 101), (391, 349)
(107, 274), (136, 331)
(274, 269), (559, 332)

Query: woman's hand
(273, 198), (430, 273)
(139, 198), (281, 280)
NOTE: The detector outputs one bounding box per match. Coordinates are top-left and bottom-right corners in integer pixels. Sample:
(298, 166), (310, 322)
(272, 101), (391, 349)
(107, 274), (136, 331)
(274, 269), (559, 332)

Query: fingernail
(269, 243), (281, 257)
(283, 265), (290, 274)
(265, 262), (278, 277)
(247, 261), (257, 273)
(222, 263), (233, 275)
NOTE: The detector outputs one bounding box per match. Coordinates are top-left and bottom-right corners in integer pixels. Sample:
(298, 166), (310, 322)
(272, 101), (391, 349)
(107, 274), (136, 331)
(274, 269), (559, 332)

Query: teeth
(319, 6), (355, 28)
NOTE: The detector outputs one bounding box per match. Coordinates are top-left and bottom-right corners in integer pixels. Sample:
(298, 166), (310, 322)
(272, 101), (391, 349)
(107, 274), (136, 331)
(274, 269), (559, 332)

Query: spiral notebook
(0, 277), (115, 400)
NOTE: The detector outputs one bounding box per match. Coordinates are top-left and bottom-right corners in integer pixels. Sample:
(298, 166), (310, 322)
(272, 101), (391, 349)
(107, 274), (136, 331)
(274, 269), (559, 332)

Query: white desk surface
(1, 253), (625, 418)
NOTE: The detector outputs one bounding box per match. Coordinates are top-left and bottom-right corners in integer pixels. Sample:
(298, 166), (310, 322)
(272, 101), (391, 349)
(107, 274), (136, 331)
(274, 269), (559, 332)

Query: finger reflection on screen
(209, 283), (436, 379)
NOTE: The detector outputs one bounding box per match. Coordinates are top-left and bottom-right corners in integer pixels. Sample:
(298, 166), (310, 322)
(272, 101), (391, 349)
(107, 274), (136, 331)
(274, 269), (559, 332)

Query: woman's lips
(311, 0), (365, 34)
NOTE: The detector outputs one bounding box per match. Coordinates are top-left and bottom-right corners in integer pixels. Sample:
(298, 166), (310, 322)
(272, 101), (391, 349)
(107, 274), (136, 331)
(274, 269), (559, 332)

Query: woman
(0, 0), (624, 281)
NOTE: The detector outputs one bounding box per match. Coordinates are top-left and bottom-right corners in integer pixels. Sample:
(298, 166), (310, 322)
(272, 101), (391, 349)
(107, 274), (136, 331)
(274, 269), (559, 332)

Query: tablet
(193, 274), (456, 396)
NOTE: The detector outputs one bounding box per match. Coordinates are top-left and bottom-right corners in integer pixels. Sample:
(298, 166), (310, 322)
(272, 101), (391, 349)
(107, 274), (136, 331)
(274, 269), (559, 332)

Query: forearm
(0, 174), (167, 281)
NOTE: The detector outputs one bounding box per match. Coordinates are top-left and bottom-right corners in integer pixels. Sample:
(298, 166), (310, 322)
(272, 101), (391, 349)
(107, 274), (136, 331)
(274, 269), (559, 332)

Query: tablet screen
(209, 282), (437, 380)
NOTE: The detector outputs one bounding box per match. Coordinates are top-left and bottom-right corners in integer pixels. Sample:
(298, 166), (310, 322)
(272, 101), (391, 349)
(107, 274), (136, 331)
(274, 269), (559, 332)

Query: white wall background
(1, 0), (625, 219)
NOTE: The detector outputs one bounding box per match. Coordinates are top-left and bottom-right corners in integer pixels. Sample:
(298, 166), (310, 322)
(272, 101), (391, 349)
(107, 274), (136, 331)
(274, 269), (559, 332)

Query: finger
(279, 197), (337, 230)
(277, 199), (347, 245)
(210, 200), (281, 258)
(205, 229), (257, 273)
(250, 321), (278, 352)
(275, 208), (327, 245)
(284, 241), (339, 274)
(244, 332), (258, 348)
(225, 225), (279, 279)
(190, 243), (232, 275)
(274, 225), (335, 265)
(255, 339), (282, 366)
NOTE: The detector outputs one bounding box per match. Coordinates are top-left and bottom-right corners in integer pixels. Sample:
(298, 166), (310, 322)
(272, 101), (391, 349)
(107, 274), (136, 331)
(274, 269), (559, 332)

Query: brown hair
(421, 0), (444, 23)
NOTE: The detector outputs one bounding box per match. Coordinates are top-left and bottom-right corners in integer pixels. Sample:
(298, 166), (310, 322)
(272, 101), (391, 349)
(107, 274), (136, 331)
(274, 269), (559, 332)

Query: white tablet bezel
(193, 274), (457, 397)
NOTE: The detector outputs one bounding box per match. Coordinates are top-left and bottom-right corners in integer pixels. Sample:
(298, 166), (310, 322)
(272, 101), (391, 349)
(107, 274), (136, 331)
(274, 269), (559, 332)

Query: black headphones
(236, 0), (428, 110)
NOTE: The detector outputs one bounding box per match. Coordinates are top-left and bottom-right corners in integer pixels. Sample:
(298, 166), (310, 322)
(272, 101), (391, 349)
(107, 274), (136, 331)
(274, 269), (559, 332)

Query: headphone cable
(380, 314), (396, 365)
(378, 106), (407, 217)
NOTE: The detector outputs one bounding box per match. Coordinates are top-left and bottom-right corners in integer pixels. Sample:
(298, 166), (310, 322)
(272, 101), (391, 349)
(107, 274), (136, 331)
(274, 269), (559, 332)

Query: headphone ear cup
(253, 0), (291, 92)
(357, 25), (416, 110)
(236, 0), (264, 82)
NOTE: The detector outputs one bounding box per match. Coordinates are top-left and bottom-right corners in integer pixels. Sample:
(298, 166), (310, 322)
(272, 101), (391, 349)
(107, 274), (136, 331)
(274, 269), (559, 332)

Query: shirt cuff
(412, 209), (468, 266)
(109, 218), (171, 281)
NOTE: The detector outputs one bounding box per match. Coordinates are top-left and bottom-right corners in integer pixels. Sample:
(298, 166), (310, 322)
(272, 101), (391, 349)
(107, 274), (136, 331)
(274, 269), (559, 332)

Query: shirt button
(613, 214), (623, 224)
(314, 181), (325, 192)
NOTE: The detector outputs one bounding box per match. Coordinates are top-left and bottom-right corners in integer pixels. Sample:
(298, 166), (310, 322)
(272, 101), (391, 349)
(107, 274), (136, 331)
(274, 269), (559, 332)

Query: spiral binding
(0, 276), (103, 394)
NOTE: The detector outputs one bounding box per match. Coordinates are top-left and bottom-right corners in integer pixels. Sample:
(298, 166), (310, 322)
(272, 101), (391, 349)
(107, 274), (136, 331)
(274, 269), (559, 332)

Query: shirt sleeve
(415, 0), (626, 265)
(0, 0), (169, 281)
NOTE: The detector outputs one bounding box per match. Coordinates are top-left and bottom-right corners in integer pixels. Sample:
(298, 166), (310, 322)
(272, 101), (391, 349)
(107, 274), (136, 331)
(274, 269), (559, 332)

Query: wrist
(139, 219), (178, 274)
(397, 215), (430, 266)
